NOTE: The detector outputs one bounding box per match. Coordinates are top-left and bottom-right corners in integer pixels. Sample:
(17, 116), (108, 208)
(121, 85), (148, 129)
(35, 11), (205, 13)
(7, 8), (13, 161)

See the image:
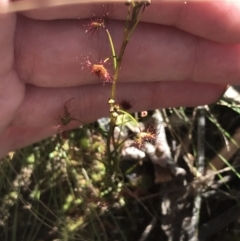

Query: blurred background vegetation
(1, 87), (240, 241)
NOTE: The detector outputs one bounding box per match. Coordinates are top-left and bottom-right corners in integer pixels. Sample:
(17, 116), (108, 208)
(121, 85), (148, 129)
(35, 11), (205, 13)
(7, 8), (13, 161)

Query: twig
(138, 217), (157, 241)
(188, 106), (205, 241)
(144, 110), (186, 181)
(199, 204), (240, 240)
(206, 127), (240, 176)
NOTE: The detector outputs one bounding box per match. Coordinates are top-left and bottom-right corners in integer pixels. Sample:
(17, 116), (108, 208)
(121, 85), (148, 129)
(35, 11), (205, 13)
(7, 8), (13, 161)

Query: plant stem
(105, 29), (117, 71)
(106, 1), (146, 175)
(110, 2), (145, 102)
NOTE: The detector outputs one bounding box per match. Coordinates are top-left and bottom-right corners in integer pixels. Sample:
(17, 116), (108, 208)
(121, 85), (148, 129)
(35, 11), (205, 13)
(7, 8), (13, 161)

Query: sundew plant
(57, 0), (154, 178)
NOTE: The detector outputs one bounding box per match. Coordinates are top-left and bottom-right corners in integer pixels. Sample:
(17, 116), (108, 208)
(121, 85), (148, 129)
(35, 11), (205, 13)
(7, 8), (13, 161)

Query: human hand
(0, 0), (239, 157)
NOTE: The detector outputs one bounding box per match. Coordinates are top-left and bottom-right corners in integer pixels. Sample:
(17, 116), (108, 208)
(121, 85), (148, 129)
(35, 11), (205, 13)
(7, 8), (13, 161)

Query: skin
(1, 0), (240, 157)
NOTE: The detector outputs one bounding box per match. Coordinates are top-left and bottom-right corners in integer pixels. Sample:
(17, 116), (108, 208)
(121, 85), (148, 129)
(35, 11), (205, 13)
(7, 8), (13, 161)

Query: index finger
(10, 0), (240, 43)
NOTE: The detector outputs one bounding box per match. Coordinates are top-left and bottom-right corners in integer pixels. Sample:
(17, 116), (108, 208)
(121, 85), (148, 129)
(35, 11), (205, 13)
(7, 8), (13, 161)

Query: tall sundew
(83, 57), (112, 84)
(84, 4), (116, 37)
(56, 98), (77, 131)
(134, 128), (156, 148)
(119, 98), (136, 111)
(84, 14), (106, 36)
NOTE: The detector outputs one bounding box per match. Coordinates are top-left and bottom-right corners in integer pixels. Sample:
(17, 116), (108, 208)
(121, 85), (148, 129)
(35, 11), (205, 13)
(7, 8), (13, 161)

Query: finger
(15, 16), (240, 88)
(0, 2), (25, 135)
(10, 82), (226, 127)
(13, 0), (240, 43)
(0, 81), (226, 157)
(0, 72), (25, 134)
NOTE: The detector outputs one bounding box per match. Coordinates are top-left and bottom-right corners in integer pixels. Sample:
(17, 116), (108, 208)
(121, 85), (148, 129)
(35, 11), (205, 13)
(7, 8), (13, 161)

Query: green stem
(111, 64), (120, 101)
(109, 4), (131, 102)
(110, 2), (145, 102)
(106, 2), (146, 174)
(110, 28), (129, 102)
(106, 29), (117, 71)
